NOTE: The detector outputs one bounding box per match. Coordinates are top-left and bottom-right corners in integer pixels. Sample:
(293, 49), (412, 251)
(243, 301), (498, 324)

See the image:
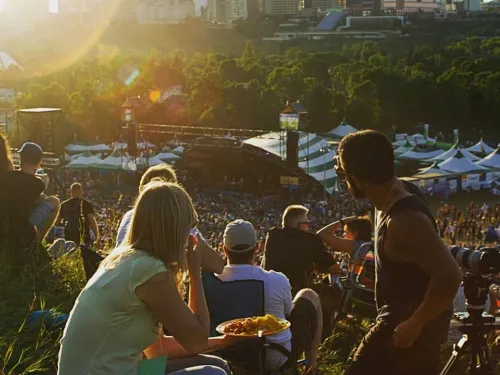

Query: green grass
(0, 242), (497, 375)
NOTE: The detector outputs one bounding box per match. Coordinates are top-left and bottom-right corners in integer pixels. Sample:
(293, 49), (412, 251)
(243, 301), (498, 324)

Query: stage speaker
(286, 131), (299, 168)
(128, 123), (138, 157)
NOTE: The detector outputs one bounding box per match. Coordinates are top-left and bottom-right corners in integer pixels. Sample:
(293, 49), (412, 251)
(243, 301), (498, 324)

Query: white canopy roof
(476, 147), (500, 170)
(394, 141), (414, 156)
(465, 139), (495, 154)
(398, 148), (444, 161)
(113, 142), (128, 150)
(138, 141), (156, 149)
(172, 146), (184, 155)
(156, 152), (181, 162)
(0, 51), (22, 70)
(244, 131), (337, 193)
(94, 150), (127, 171)
(65, 152), (102, 169)
(430, 144), (480, 162)
(416, 162), (451, 176)
(325, 120), (357, 139)
(438, 150), (487, 174)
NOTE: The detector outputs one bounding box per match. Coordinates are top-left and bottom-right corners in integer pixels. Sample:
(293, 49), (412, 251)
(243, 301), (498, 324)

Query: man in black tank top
(334, 130), (462, 375)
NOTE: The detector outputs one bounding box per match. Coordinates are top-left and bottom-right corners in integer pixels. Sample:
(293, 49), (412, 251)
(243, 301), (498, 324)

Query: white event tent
(465, 139), (495, 155)
(438, 150), (487, 174)
(393, 140), (414, 156)
(94, 150), (127, 171)
(476, 147), (500, 170)
(65, 152), (102, 170)
(244, 131), (337, 193)
(155, 152), (181, 163)
(172, 146), (184, 155)
(416, 162), (451, 176)
(398, 147), (444, 161)
(324, 120), (357, 140)
(430, 144), (480, 163)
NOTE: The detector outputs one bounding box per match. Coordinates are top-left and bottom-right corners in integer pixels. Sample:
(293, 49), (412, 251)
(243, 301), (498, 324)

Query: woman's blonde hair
(102, 180), (197, 281)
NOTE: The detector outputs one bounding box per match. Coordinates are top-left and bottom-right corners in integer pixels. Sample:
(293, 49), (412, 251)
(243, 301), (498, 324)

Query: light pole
(320, 146), (330, 202)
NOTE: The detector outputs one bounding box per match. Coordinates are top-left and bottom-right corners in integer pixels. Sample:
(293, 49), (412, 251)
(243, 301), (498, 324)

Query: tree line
(2, 37), (500, 144)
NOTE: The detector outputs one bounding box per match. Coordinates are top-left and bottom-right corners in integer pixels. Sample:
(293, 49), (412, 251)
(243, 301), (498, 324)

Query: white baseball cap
(223, 219), (257, 252)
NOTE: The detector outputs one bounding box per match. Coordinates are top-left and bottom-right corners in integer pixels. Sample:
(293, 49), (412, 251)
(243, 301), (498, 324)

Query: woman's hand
(186, 234), (202, 273)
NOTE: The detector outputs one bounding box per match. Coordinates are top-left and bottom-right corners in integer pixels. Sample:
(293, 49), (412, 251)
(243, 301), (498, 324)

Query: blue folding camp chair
(202, 272), (296, 375)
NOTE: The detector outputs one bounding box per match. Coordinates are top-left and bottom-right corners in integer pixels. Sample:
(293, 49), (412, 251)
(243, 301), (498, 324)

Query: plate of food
(216, 314), (290, 337)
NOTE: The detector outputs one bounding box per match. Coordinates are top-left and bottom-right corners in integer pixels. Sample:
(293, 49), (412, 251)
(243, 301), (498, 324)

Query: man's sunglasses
(334, 155), (351, 181)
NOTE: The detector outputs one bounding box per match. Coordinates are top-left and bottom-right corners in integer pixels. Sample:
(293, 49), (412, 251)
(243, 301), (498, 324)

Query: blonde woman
(58, 181), (232, 375)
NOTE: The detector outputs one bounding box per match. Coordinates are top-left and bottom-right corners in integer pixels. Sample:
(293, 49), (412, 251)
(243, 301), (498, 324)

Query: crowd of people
(1, 131), (499, 375)
(436, 201), (500, 247)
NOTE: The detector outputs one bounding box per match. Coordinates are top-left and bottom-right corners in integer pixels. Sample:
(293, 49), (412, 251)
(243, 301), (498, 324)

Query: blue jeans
(166, 354), (230, 375)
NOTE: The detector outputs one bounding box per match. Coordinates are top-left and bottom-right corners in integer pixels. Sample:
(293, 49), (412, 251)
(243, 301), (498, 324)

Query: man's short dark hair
(139, 164), (177, 191)
(338, 130), (394, 185)
(226, 244), (256, 264)
(282, 205), (308, 228)
(70, 183), (82, 192)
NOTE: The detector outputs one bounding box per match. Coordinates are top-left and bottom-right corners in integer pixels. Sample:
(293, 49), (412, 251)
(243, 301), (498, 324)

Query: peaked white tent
(430, 144), (480, 162)
(172, 146), (184, 155)
(244, 131), (337, 193)
(0, 51), (22, 71)
(324, 120), (357, 139)
(416, 162), (451, 176)
(94, 150), (127, 171)
(148, 156), (166, 166)
(65, 152), (102, 170)
(394, 140), (414, 156)
(438, 150), (487, 174)
(156, 152), (181, 163)
(476, 147), (500, 170)
(465, 139), (494, 155)
(113, 142), (128, 150)
(138, 141), (156, 149)
(398, 148), (444, 161)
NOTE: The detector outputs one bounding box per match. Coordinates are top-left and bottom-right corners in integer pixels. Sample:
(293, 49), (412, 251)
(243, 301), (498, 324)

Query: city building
(136, 0), (195, 24)
(382, 0), (442, 13)
(263, 0), (304, 15)
(462, 0), (481, 11)
(206, 0), (249, 22)
(344, 0), (382, 15)
(310, 0), (343, 11)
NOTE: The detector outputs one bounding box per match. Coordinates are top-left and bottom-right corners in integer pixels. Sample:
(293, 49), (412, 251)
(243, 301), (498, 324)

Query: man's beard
(347, 177), (366, 199)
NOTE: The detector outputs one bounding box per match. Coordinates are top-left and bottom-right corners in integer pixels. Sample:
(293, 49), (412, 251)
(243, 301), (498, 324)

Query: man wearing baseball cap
(0, 142), (60, 247)
(216, 219), (323, 373)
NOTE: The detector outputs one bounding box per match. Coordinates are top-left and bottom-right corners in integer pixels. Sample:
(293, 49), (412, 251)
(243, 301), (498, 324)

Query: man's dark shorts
(347, 319), (443, 375)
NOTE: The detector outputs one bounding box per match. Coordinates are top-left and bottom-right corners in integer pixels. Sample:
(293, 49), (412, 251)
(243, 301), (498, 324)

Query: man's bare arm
(87, 213), (99, 243)
(388, 211), (462, 328)
(197, 240), (225, 274)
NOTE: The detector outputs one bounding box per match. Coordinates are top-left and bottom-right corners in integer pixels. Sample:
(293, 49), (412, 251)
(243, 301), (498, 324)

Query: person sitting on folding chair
(216, 219), (323, 373)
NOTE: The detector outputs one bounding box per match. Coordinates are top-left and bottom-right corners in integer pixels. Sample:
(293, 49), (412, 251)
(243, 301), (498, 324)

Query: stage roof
(17, 108), (63, 113)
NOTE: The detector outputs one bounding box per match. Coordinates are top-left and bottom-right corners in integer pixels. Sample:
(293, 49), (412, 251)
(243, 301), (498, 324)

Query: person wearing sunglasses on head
(334, 130), (461, 375)
(261, 205), (341, 297)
